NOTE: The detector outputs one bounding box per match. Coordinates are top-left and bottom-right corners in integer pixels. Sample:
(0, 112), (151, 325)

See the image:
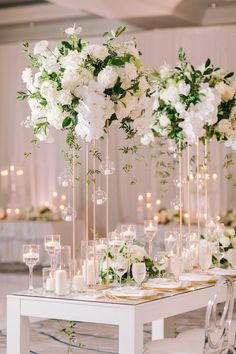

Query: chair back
(204, 276), (234, 354)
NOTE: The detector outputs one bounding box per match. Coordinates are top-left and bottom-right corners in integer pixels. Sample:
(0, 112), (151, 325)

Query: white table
(7, 281), (234, 354)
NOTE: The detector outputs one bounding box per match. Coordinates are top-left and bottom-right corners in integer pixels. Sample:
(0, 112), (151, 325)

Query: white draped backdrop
(0, 25), (236, 236)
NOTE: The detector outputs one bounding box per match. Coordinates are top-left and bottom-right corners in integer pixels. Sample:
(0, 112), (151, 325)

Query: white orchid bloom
(65, 24), (82, 36)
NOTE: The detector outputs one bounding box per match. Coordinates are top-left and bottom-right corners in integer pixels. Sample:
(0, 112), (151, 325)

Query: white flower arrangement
(145, 49), (236, 149)
(19, 26), (152, 151)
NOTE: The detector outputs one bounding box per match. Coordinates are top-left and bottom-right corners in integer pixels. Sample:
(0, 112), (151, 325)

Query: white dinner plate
(179, 273), (217, 283)
(143, 279), (191, 290)
(103, 287), (157, 299)
(207, 268), (236, 276)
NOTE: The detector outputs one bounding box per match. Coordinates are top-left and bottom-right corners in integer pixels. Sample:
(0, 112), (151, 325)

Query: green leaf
(62, 116), (72, 128)
(224, 72), (234, 79)
(205, 58), (211, 68)
(17, 91), (28, 100)
(61, 41), (73, 50)
(114, 26), (126, 38)
(178, 48), (185, 61)
(203, 67), (213, 75)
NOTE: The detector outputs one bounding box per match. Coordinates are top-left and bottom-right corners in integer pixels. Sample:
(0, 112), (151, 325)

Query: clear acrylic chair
(144, 276), (235, 354)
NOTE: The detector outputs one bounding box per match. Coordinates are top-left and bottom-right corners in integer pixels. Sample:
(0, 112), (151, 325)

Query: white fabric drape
(0, 25), (236, 236)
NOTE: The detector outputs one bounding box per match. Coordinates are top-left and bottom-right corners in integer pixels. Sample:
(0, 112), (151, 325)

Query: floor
(0, 271), (209, 354)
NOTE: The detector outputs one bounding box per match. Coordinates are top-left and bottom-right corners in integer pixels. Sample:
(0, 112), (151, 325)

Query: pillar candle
(55, 269), (67, 295)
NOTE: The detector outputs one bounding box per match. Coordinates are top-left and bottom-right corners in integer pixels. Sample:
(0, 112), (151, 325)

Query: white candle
(46, 277), (55, 292)
(145, 226), (157, 233)
(55, 269), (67, 295)
(72, 274), (84, 292)
(45, 241), (60, 250)
(82, 260), (96, 285)
(23, 252), (39, 263)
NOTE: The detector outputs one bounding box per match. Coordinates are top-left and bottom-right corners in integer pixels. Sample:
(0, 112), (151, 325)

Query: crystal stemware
(44, 235), (61, 272)
(154, 252), (167, 278)
(144, 220), (157, 257)
(112, 254), (128, 288)
(132, 262), (146, 288)
(170, 254), (183, 282)
(199, 246), (212, 272)
(23, 244), (40, 292)
(120, 224), (136, 284)
(164, 231), (178, 254)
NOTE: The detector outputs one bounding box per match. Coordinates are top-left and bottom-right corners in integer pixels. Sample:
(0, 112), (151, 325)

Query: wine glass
(23, 244), (40, 292)
(120, 225), (136, 285)
(164, 231), (178, 254)
(199, 248), (212, 272)
(213, 242), (224, 268)
(132, 262), (146, 288)
(44, 235), (61, 272)
(154, 252), (167, 278)
(170, 254), (183, 282)
(144, 220), (157, 257)
(112, 254), (128, 288)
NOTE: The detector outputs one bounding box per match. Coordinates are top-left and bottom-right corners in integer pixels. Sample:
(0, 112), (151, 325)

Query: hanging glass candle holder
(58, 170), (73, 188)
(99, 160), (115, 176)
(174, 177), (187, 188)
(170, 198), (183, 211)
(92, 187), (107, 205)
(61, 206), (77, 222)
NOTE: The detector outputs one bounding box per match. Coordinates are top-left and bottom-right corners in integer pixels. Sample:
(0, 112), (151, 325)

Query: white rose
(177, 80), (190, 96)
(86, 44), (109, 61)
(33, 40), (48, 55)
(22, 68), (32, 84)
(175, 102), (186, 115)
(65, 25), (82, 36)
(217, 119), (231, 135)
(159, 114), (170, 128)
(160, 84), (179, 105)
(224, 228), (235, 238)
(124, 62), (137, 81)
(219, 236), (231, 248)
(97, 66), (118, 89)
(57, 89), (72, 105)
(215, 82), (235, 101)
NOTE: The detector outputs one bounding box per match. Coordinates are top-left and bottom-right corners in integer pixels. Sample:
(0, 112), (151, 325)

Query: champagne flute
(112, 255), (128, 288)
(144, 220), (157, 257)
(23, 244), (40, 292)
(44, 235), (61, 272)
(132, 262), (146, 288)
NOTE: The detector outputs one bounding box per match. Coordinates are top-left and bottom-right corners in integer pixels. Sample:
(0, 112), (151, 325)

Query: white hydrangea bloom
(97, 66), (118, 89)
(33, 40), (48, 55)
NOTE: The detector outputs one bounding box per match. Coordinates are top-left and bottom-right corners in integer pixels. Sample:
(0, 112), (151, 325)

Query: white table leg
(152, 317), (176, 340)
(119, 312), (143, 354)
(152, 319), (164, 340)
(7, 296), (30, 354)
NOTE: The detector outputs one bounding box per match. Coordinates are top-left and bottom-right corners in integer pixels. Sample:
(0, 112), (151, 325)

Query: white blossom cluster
(20, 25), (152, 144)
(149, 51), (236, 149)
